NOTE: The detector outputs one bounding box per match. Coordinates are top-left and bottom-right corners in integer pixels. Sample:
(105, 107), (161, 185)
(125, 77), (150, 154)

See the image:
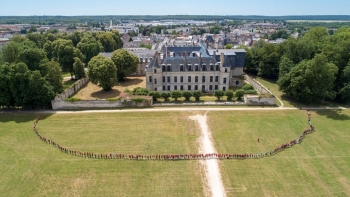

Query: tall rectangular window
(215, 76), (219, 82)
(202, 76), (205, 83)
(194, 85), (198, 90)
(174, 85), (177, 90)
(180, 76), (183, 83)
(154, 69), (157, 73)
(180, 85), (184, 90)
(167, 86), (170, 91)
(167, 76), (170, 83)
(163, 86), (165, 91)
(188, 76), (191, 83)
(149, 76), (152, 82)
(210, 76), (213, 82)
(209, 85), (213, 91)
(195, 76), (198, 83)
(154, 79), (157, 84)
(180, 66), (184, 71)
(174, 76), (177, 83)
(162, 76), (165, 83)
(188, 85), (191, 90)
(223, 78), (227, 84)
(215, 85), (218, 90)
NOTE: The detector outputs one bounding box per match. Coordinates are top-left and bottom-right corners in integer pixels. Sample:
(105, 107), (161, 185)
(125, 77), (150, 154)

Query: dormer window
(195, 64), (199, 71)
(162, 64), (166, 72)
(210, 64), (214, 71)
(202, 64), (207, 71)
(216, 65), (219, 71)
(180, 65), (184, 71)
(167, 64), (171, 71)
(188, 65), (192, 71)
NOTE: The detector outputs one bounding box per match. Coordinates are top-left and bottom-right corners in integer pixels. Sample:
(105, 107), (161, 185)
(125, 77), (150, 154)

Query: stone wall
(244, 95), (276, 105)
(51, 77), (90, 104)
(244, 74), (273, 95)
(52, 99), (153, 110)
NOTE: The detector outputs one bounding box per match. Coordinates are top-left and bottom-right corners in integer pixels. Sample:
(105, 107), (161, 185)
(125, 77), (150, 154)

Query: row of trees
(243, 27), (350, 104)
(0, 29), (127, 108)
(131, 85), (257, 102)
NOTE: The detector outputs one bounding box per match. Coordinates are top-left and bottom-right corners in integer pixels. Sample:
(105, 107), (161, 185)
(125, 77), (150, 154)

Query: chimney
(206, 40), (209, 50)
(220, 52), (225, 66)
(213, 50), (216, 60)
(167, 51), (170, 58)
(157, 52), (161, 64)
(183, 51), (187, 67)
(199, 52), (202, 67)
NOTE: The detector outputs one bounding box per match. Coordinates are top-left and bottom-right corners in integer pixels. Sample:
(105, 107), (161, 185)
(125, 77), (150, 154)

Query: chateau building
(145, 45), (245, 92)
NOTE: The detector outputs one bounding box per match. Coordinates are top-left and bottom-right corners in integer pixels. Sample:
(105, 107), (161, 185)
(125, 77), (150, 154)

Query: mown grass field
(1, 110), (350, 196)
(208, 110), (350, 196)
(0, 111), (206, 197)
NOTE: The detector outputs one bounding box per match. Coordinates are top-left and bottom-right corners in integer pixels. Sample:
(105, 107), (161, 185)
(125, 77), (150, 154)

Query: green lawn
(0, 112), (205, 197)
(1, 110), (349, 196)
(208, 110), (350, 196)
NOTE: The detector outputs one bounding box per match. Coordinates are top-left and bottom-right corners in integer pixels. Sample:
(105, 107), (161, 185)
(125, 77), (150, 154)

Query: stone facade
(146, 45), (245, 92)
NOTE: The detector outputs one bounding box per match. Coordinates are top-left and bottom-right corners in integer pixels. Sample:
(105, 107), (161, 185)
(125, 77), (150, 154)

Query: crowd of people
(33, 110), (315, 161)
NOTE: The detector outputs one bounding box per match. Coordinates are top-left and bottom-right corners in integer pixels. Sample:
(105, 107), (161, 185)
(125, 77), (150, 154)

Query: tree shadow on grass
(314, 110), (350, 121)
(116, 78), (144, 87)
(90, 89), (121, 99)
(0, 111), (53, 123)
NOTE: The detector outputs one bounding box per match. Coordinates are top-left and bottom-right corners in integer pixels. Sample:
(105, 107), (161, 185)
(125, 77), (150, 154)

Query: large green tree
(88, 54), (117, 91)
(278, 54), (338, 104)
(52, 39), (82, 77)
(43, 61), (63, 94)
(77, 34), (101, 64)
(111, 49), (139, 81)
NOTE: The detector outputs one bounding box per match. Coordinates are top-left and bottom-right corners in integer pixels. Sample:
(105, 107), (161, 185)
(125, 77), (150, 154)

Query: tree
(182, 91), (192, 101)
(235, 89), (245, 101)
(18, 48), (47, 71)
(52, 39), (76, 77)
(98, 32), (117, 52)
(133, 87), (149, 95)
(192, 90), (203, 101)
(9, 62), (55, 108)
(242, 84), (254, 91)
(257, 43), (281, 78)
(43, 61), (63, 94)
(214, 90), (225, 100)
(73, 57), (86, 79)
(278, 56), (295, 79)
(111, 49), (139, 81)
(0, 63), (14, 107)
(148, 91), (161, 101)
(225, 44), (233, 49)
(278, 54), (338, 104)
(88, 54), (117, 91)
(225, 90), (234, 101)
(171, 90), (182, 101)
(161, 91), (171, 101)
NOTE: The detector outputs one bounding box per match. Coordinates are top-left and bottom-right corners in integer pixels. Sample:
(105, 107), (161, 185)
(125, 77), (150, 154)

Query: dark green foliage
(161, 91), (171, 101)
(76, 34), (101, 64)
(171, 90), (182, 101)
(73, 57), (86, 79)
(111, 49), (139, 81)
(225, 90), (234, 101)
(182, 91), (192, 101)
(133, 87), (149, 95)
(44, 61), (63, 94)
(88, 54), (117, 91)
(213, 90), (225, 100)
(244, 90), (258, 95)
(242, 84), (254, 91)
(278, 54), (338, 104)
(192, 90), (203, 101)
(235, 89), (245, 101)
(148, 91), (161, 101)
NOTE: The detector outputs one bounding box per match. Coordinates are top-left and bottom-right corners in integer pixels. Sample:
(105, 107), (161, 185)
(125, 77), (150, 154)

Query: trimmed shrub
(182, 91), (193, 101)
(171, 90), (182, 101)
(243, 84), (254, 90)
(193, 90), (203, 101)
(225, 90), (234, 101)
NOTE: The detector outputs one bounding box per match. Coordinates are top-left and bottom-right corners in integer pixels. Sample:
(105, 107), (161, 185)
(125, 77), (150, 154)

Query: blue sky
(2, 0), (350, 16)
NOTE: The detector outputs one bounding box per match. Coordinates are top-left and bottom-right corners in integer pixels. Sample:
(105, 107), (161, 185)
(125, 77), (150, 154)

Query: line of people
(32, 110), (314, 161)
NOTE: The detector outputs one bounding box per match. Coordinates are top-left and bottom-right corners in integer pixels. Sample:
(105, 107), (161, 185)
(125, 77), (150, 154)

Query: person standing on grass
(258, 138), (260, 143)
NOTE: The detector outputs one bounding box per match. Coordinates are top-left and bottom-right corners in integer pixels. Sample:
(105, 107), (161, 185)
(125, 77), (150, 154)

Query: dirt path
(189, 112), (226, 197)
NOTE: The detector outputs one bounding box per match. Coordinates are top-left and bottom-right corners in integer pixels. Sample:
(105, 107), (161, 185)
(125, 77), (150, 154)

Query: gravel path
(189, 112), (226, 197)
